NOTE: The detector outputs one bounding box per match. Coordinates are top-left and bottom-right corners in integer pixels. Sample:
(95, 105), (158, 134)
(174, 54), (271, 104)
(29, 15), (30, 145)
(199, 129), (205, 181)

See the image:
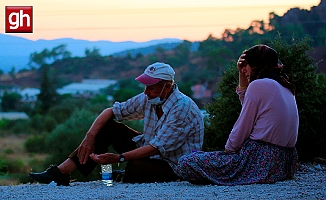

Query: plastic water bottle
(101, 164), (113, 186)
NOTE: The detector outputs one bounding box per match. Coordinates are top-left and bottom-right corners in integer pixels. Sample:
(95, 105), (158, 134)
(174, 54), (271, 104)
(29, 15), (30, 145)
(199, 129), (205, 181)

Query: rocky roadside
(0, 162), (325, 199)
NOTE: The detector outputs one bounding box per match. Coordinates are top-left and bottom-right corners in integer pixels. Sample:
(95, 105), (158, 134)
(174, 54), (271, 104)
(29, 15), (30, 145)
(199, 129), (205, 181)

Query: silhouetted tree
(34, 65), (59, 114)
(29, 44), (71, 69)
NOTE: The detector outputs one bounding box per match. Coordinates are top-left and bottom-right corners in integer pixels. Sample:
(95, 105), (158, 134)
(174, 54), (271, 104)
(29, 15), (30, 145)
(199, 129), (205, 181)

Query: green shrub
(6, 158), (25, 173)
(272, 37), (326, 161)
(0, 119), (31, 134)
(204, 36), (326, 161)
(45, 109), (97, 164)
(29, 114), (57, 134)
(4, 148), (14, 154)
(0, 156), (8, 175)
(44, 108), (99, 181)
(29, 114), (45, 134)
(24, 134), (47, 153)
(48, 107), (73, 124)
(28, 157), (47, 173)
(0, 119), (8, 129)
(0, 156), (25, 175)
(42, 115), (58, 133)
(204, 65), (240, 151)
(48, 97), (88, 124)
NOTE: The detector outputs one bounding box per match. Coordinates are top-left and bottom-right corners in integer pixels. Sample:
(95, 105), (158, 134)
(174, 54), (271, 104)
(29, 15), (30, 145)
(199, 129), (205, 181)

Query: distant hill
(112, 42), (199, 57)
(0, 34), (182, 73)
(1, 0), (325, 91)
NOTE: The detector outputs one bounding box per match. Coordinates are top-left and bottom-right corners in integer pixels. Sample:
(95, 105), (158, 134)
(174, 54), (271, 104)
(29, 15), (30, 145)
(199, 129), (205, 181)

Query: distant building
(19, 88), (40, 103)
(3, 79), (117, 107)
(0, 112), (29, 120)
(191, 84), (212, 99)
(57, 79), (117, 96)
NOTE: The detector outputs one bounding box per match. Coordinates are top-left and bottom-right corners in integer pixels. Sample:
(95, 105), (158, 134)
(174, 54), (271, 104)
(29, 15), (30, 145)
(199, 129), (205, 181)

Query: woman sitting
(175, 44), (299, 185)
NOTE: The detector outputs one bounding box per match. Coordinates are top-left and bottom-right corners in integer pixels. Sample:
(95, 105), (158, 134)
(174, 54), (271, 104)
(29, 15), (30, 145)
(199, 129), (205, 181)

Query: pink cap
(135, 73), (162, 86)
(135, 62), (175, 86)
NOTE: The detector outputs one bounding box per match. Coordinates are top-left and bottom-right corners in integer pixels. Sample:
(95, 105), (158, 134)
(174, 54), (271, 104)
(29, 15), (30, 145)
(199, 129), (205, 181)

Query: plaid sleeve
(112, 93), (146, 121)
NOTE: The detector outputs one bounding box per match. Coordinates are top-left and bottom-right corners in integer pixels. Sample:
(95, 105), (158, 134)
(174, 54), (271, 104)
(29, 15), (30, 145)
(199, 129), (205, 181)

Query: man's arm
(87, 108), (115, 137)
(123, 145), (159, 160)
(89, 145), (159, 164)
(78, 108), (115, 164)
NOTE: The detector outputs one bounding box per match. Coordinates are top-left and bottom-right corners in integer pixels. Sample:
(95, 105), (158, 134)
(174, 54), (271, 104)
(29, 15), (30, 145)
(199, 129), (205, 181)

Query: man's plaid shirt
(112, 85), (204, 169)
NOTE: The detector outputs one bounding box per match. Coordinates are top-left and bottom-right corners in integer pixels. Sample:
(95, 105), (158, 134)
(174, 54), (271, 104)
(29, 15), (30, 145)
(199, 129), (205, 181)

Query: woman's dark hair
(245, 44), (296, 95)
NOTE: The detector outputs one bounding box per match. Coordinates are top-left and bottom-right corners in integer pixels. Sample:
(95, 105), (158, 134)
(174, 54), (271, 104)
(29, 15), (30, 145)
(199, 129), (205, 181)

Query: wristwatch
(119, 154), (125, 163)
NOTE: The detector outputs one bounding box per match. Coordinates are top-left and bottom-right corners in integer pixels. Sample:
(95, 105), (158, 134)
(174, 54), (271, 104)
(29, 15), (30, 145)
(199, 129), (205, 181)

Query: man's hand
(89, 153), (119, 165)
(77, 134), (95, 164)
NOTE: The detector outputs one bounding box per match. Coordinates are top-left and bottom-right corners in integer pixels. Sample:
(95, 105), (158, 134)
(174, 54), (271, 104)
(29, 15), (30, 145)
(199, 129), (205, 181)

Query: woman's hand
(237, 50), (248, 72)
(237, 50), (249, 88)
(77, 134), (95, 164)
(89, 153), (119, 165)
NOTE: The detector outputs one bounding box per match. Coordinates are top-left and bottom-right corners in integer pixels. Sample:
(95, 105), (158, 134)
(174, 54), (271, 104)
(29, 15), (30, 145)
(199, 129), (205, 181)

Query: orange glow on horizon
(0, 0), (321, 42)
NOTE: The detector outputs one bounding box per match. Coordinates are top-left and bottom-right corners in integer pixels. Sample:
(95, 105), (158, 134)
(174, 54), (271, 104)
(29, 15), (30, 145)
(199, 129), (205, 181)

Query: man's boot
(29, 164), (70, 186)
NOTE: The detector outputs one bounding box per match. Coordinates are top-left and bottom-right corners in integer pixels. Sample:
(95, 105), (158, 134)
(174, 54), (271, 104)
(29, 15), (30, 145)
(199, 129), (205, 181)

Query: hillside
(0, 49), (208, 89)
(0, 35), (182, 73)
(0, 0), (325, 92)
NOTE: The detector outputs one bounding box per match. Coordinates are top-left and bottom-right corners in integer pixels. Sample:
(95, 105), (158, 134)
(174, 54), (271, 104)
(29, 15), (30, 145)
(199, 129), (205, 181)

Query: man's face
(144, 83), (166, 100)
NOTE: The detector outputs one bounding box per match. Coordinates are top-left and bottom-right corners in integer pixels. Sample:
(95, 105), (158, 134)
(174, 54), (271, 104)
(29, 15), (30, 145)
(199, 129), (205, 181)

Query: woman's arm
(225, 86), (259, 152)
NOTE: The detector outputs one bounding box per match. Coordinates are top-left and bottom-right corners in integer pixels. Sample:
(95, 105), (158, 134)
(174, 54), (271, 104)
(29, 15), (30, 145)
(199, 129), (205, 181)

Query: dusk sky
(1, 0), (321, 42)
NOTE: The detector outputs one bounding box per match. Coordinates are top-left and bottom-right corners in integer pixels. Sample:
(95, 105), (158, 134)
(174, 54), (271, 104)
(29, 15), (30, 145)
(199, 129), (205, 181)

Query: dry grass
(0, 134), (47, 186)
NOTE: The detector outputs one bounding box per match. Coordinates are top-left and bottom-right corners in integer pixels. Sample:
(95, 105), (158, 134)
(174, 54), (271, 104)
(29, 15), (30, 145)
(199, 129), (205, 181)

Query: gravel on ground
(1, 163), (325, 200)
